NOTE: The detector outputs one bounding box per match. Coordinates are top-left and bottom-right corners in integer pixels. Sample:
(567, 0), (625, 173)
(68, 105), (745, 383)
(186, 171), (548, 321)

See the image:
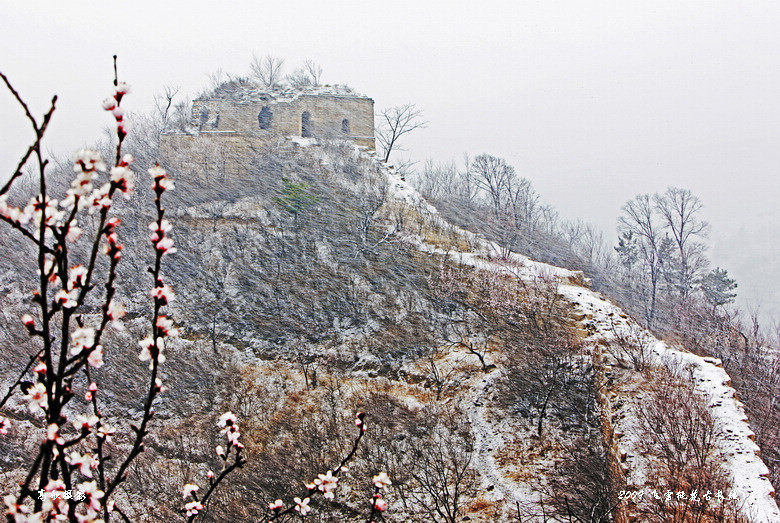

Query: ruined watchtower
(189, 82), (374, 148)
(162, 81), (373, 146)
(159, 81), (374, 188)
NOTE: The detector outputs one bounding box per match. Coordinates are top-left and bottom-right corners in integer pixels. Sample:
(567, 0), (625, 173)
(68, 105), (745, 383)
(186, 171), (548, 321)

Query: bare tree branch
(250, 54), (285, 89)
(376, 104), (427, 162)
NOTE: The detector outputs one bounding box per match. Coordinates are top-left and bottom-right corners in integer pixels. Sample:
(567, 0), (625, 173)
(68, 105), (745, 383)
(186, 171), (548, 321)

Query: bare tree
(653, 187), (709, 299)
(286, 69), (311, 88)
(376, 103), (427, 162)
(546, 437), (615, 522)
(154, 85), (180, 123)
(207, 68), (227, 91)
(304, 59), (323, 85)
(422, 349), (460, 400)
(286, 60), (322, 88)
(397, 418), (477, 523)
(617, 194), (665, 329)
(250, 54), (285, 89)
(498, 330), (581, 438)
(470, 154), (516, 217)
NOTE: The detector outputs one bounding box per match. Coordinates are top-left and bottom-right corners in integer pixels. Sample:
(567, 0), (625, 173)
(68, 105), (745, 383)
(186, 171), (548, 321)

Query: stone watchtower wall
(188, 89), (375, 149)
(159, 84), (375, 187)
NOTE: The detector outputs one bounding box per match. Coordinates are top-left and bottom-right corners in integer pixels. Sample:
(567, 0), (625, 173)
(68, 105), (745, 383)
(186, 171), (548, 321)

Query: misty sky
(1, 1), (778, 322)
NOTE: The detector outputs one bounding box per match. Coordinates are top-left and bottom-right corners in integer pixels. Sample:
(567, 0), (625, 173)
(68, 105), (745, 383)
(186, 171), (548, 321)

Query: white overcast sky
(1, 1), (778, 321)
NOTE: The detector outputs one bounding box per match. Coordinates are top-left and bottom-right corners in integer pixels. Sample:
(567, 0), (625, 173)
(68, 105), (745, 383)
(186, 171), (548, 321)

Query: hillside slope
(1, 137), (777, 522)
(377, 154), (779, 522)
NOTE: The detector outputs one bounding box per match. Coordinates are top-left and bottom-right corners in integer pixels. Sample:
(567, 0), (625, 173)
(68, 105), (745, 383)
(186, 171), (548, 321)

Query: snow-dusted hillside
(368, 146), (779, 522)
(2, 135), (775, 522)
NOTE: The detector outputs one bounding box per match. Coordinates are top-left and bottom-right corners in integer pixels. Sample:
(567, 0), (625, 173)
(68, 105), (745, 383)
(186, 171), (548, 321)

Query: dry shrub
(635, 368), (742, 522)
(353, 389), (478, 523)
(606, 318), (650, 371)
(546, 437), (613, 522)
(496, 328), (585, 438)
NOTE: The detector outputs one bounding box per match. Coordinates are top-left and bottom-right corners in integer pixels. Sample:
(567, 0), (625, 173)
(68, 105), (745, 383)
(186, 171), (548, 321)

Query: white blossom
(181, 484), (199, 499)
(372, 472), (392, 489)
(87, 345), (104, 368)
(184, 500), (204, 517)
(71, 327), (95, 355)
(24, 382), (47, 413)
(294, 497), (311, 515)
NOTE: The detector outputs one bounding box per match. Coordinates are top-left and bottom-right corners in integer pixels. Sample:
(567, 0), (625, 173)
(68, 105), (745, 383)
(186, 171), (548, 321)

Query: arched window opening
(211, 114), (220, 129)
(301, 111), (313, 137)
(341, 118), (350, 134)
(258, 106), (272, 129)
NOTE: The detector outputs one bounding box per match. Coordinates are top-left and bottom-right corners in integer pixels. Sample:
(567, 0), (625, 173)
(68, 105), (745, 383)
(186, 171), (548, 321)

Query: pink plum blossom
(73, 149), (106, 174)
(24, 382), (47, 413)
(226, 429), (242, 447)
(73, 414), (99, 431)
(314, 470), (338, 500)
(71, 327), (95, 354)
(67, 452), (98, 477)
(294, 497), (311, 515)
(105, 217), (121, 231)
(138, 336), (165, 364)
(65, 223), (83, 242)
(96, 424), (115, 442)
(217, 412), (237, 428)
(107, 300), (126, 330)
(158, 177), (175, 191)
(148, 218), (172, 233)
(373, 496), (388, 512)
(148, 165), (175, 191)
(0, 195), (31, 225)
(28, 193), (63, 226)
(46, 424), (64, 445)
(87, 345), (104, 368)
(155, 377), (168, 393)
(68, 265), (88, 288)
(110, 165), (134, 195)
(107, 300), (126, 320)
(355, 412), (367, 432)
(155, 236), (176, 254)
(85, 382), (98, 400)
(150, 284), (175, 305)
(148, 165), (167, 179)
(89, 183), (112, 210)
(156, 315), (179, 336)
(78, 481), (104, 511)
(184, 500), (204, 517)
(55, 289), (78, 309)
